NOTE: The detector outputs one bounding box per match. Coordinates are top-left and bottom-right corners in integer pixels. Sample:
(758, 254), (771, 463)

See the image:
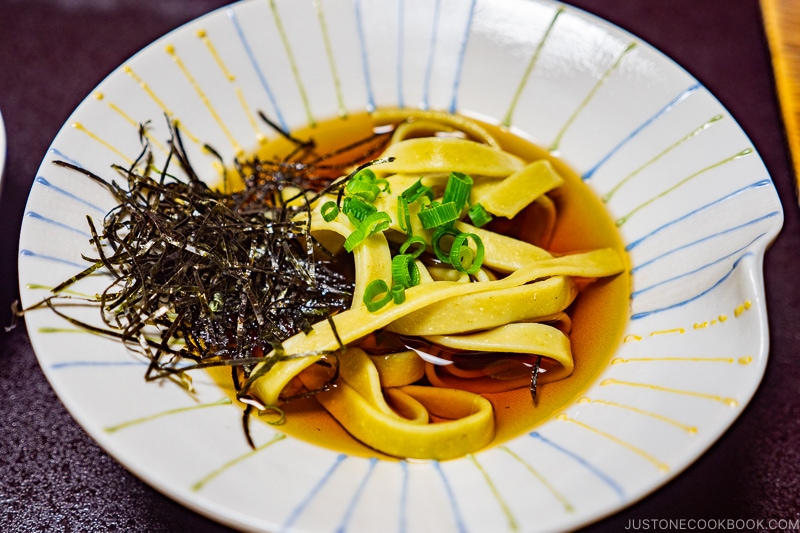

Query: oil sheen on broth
(209, 112), (630, 459)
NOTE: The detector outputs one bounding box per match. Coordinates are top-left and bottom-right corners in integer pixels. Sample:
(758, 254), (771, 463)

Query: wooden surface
(762, 0), (800, 190)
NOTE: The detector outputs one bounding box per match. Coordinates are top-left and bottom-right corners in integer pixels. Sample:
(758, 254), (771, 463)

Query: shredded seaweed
(16, 112), (558, 452)
(19, 116), (395, 447)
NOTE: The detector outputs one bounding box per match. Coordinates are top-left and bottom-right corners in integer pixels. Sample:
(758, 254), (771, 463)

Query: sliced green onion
(418, 201), (460, 229)
(362, 211), (392, 235)
(345, 179), (381, 203)
(376, 177), (390, 193)
(443, 172), (473, 211)
(342, 196), (377, 225)
(343, 229), (364, 253)
(391, 284), (406, 304)
(352, 167), (377, 184)
(321, 201), (339, 222)
(401, 178), (434, 203)
(397, 196), (412, 234)
(431, 225), (461, 263)
(363, 279), (392, 311)
(467, 202), (493, 227)
(343, 211), (392, 252)
(449, 232), (485, 274)
(391, 253), (421, 288)
(399, 235), (426, 258)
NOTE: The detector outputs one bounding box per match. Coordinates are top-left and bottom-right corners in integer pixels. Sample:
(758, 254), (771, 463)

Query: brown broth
(209, 111), (630, 460)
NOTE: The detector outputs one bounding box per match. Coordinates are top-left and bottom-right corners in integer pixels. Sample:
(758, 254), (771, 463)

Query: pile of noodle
(245, 111), (624, 460)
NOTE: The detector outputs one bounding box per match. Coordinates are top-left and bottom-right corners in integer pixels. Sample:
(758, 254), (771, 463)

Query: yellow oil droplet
(171, 118), (201, 145)
(39, 327), (81, 334)
(166, 43), (241, 154)
(191, 432), (285, 492)
(121, 64), (198, 144)
(92, 92), (167, 154)
(650, 328), (685, 337)
(313, 0), (347, 118)
(579, 397), (698, 434)
(72, 122), (133, 165)
(500, 445), (574, 514)
(235, 87), (267, 145)
(734, 300), (752, 317)
(693, 322), (709, 329)
(719, 314), (728, 322)
(557, 414), (670, 472)
(268, 0), (315, 127)
(197, 28), (236, 82)
(608, 356), (734, 364)
(601, 378), (740, 407)
(738, 356), (753, 365)
(114, 104), (166, 153)
(623, 334), (642, 343)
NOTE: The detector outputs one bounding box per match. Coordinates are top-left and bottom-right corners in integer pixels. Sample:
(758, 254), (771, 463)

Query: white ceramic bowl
(18, 1), (783, 531)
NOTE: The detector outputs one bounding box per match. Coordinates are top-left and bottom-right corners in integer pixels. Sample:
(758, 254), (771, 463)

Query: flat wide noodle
(368, 350), (426, 387)
(426, 322), (574, 383)
(475, 159), (564, 218)
(315, 348), (495, 459)
(375, 137), (525, 177)
(388, 275), (576, 336)
(249, 247), (624, 405)
(245, 112), (627, 460)
(371, 108), (502, 148)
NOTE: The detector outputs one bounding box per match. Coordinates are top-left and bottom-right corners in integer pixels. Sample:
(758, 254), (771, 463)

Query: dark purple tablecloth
(1, 1), (797, 531)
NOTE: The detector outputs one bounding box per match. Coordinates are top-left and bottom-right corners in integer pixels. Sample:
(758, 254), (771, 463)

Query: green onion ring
(391, 284), (406, 304)
(449, 232), (485, 274)
(363, 279), (393, 311)
(399, 236), (426, 258)
(342, 196), (377, 224)
(397, 196), (412, 234)
(391, 253), (421, 288)
(343, 211), (392, 252)
(418, 201), (460, 229)
(400, 178), (434, 203)
(321, 201), (339, 222)
(346, 179), (381, 203)
(431, 225), (461, 263)
(467, 202), (493, 227)
(443, 171), (473, 210)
